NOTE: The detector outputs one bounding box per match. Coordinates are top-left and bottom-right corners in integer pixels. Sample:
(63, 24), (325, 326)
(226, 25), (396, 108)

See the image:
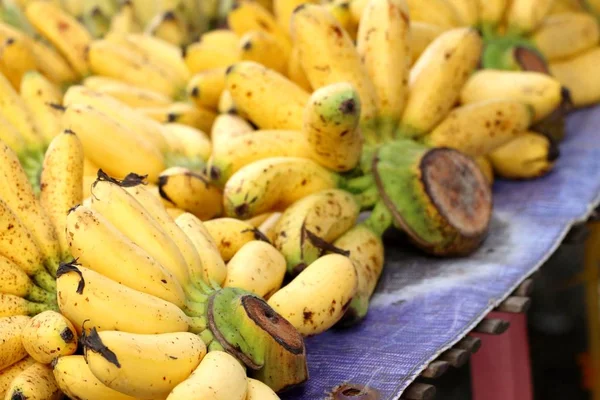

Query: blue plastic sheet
(282, 107), (600, 400)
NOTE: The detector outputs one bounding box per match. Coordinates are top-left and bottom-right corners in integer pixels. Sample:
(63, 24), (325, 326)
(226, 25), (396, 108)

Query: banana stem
(354, 185), (379, 210)
(184, 285), (209, 303)
(363, 201), (393, 238)
(345, 174), (375, 193)
(33, 269), (56, 293)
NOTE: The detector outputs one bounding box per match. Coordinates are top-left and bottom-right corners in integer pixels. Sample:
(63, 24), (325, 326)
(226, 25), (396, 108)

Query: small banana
(82, 6), (111, 39)
(83, 329), (206, 399)
(239, 30), (288, 74)
(184, 41), (241, 74)
(19, 71), (63, 144)
(226, 61), (310, 131)
(202, 217), (261, 261)
(531, 12), (600, 61)
(424, 99), (532, 157)
(162, 123), (211, 170)
(82, 76), (172, 108)
(158, 166), (223, 220)
(258, 212), (283, 242)
(327, 0), (359, 40)
(138, 102), (217, 134)
(445, 0), (479, 26)
(223, 157), (342, 219)
(53, 355), (138, 400)
(268, 253), (357, 336)
(187, 68), (227, 111)
(287, 43), (312, 92)
(0, 113), (27, 159)
(4, 362), (61, 400)
(0, 357), (35, 398)
(145, 10), (187, 47)
(0, 316), (30, 370)
(200, 29), (240, 49)
(166, 351), (247, 400)
(29, 39), (78, 86)
(274, 0), (318, 34)
(21, 311), (78, 364)
(405, 0), (459, 28)
(398, 27), (483, 138)
(409, 22), (446, 64)
(246, 378), (281, 399)
(210, 113), (254, 152)
(0, 35), (37, 90)
(0, 294), (55, 317)
(25, 1), (91, 77)
(224, 240), (286, 298)
(0, 256), (54, 303)
(107, 0), (141, 35)
(505, 0), (556, 35)
(476, 0), (508, 34)
(489, 131), (558, 179)
(549, 47), (600, 107)
(273, 189), (360, 275)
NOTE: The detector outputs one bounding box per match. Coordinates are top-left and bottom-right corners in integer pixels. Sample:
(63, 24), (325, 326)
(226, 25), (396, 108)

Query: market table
(282, 106), (600, 400)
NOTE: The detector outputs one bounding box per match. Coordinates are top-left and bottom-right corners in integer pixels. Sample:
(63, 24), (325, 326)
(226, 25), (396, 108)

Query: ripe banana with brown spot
(0, 257), (54, 303)
(0, 357), (35, 398)
(0, 35), (37, 90)
(0, 316), (30, 370)
(489, 131), (558, 179)
(203, 217), (262, 261)
(21, 311), (78, 364)
(187, 68), (227, 111)
(4, 362), (61, 400)
(239, 30), (288, 74)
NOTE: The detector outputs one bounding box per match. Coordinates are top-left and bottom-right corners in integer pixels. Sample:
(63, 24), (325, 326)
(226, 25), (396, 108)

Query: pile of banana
(0, 0), (598, 398)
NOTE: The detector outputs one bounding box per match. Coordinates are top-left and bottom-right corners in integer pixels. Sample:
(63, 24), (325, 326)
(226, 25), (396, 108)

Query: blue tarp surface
(282, 107), (600, 400)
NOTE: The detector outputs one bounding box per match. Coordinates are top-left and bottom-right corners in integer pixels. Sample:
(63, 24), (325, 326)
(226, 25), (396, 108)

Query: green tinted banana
(202, 217), (259, 261)
(0, 316), (29, 370)
(4, 362), (61, 400)
(0, 256), (54, 303)
(21, 311), (78, 364)
(0, 294), (55, 317)
(549, 47), (600, 107)
(489, 131), (558, 179)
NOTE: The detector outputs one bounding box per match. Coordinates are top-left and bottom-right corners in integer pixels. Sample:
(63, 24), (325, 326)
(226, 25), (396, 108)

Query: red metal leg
(470, 311), (533, 400)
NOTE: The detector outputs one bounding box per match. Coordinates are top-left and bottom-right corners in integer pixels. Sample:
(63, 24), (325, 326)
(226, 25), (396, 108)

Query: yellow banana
(19, 71), (63, 144)
(0, 72), (43, 149)
(286, 43), (312, 92)
(0, 357), (35, 398)
(291, 4), (379, 133)
(398, 27), (483, 138)
(0, 316), (30, 370)
(505, 0), (555, 35)
(0, 115), (27, 165)
(163, 123), (211, 163)
(200, 29), (240, 50)
(327, 0), (359, 40)
(203, 218), (260, 261)
(245, 212), (275, 228)
(210, 113), (255, 152)
(83, 329), (206, 399)
(4, 362), (61, 400)
(475, 156), (495, 185)
(29, 40), (78, 86)
(349, 0), (369, 23)
(273, 188), (359, 274)
(82, 76), (172, 108)
(82, 157), (99, 177)
(489, 131), (558, 179)
(424, 99), (532, 157)
(62, 103), (165, 182)
(158, 166), (223, 220)
(246, 378), (280, 399)
(56, 263), (200, 334)
(145, 10), (187, 47)
(224, 241), (286, 298)
(108, 0), (141, 35)
(138, 102), (217, 134)
(405, 0), (459, 28)
(268, 253), (357, 336)
(274, 0), (318, 34)
(446, 0), (480, 26)
(530, 12), (600, 62)
(549, 0), (585, 14)
(476, 0), (508, 30)
(21, 311), (77, 364)
(223, 157), (342, 219)
(39, 130), (84, 261)
(66, 205), (187, 308)
(0, 256), (54, 303)
(460, 70), (563, 122)
(53, 355), (138, 400)
(239, 30), (288, 74)
(357, 0), (410, 138)
(186, 68), (227, 111)
(0, 294), (55, 317)
(549, 47), (600, 107)
(409, 22), (446, 64)
(258, 212), (283, 242)
(226, 61), (310, 131)
(184, 41), (241, 74)
(303, 82), (363, 171)
(166, 350), (247, 400)
(25, 1), (91, 77)
(0, 36), (37, 90)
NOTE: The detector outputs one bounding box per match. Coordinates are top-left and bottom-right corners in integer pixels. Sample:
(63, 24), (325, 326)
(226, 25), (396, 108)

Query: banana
(39, 130), (84, 261)
(274, 0), (316, 34)
(286, 43), (312, 92)
(25, 1), (91, 77)
(52, 355), (138, 400)
(218, 88), (237, 112)
(239, 30), (288, 74)
(187, 68), (226, 111)
(83, 329), (206, 399)
(0, 114), (27, 158)
(108, 0), (141, 35)
(4, 362), (61, 400)
(0, 294), (55, 317)
(228, 0), (291, 58)
(203, 218), (261, 261)
(174, 213), (228, 285)
(349, 0), (369, 22)
(56, 263), (200, 334)
(273, 189), (360, 275)
(333, 224), (384, 326)
(549, 47), (600, 107)
(200, 29), (240, 50)
(184, 41), (241, 74)
(398, 27), (483, 138)
(0, 36), (37, 90)
(66, 205), (187, 308)
(224, 241), (286, 298)
(0, 72), (43, 149)
(268, 254), (357, 336)
(0, 256), (54, 303)
(0, 316), (29, 370)
(476, 0), (508, 33)
(530, 12), (600, 62)
(303, 82), (363, 171)
(245, 212), (274, 228)
(0, 357), (35, 398)
(29, 40), (78, 86)
(405, 0), (459, 28)
(138, 102), (217, 133)
(424, 99), (532, 157)
(82, 76), (172, 108)
(409, 22), (445, 64)
(82, 6), (111, 39)
(21, 311), (78, 364)
(162, 123), (212, 165)
(475, 156), (495, 185)
(207, 129), (313, 185)
(505, 0), (555, 35)
(258, 212), (283, 242)
(88, 39), (181, 98)
(246, 378), (280, 399)
(446, 0), (479, 26)
(460, 70), (563, 122)
(224, 157), (342, 219)
(489, 131), (558, 179)
(550, 0), (585, 13)
(226, 61), (310, 131)
(62, 103), (165, 182)
(357, 0), (410, 138)
(166, 350), (247, 400)
(292, 4), (379, 135)
(145, 10), (187, 46)
(64, 85), (169, 153)
(82, 158), (98, 177)
(19, 71), (63, 145)
(210, 113), (255, 152)
(158, 166), (223, 220)
(327, 0), (359, 40)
